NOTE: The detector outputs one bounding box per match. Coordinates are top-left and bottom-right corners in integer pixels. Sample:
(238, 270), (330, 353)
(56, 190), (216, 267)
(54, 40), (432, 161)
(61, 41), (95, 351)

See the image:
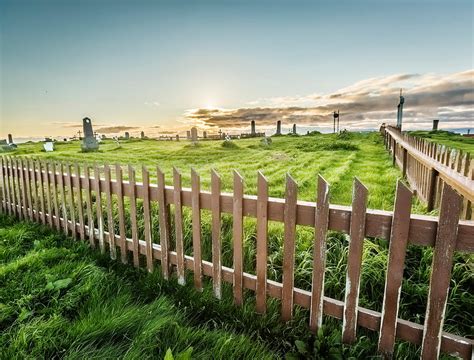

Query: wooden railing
(0, 156), (473, 359)
(381, 124), (474, 219)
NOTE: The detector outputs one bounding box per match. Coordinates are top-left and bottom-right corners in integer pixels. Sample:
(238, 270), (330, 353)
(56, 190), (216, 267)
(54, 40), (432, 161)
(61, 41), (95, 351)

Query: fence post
(128, 165), (139, 267)
(105, 164), (117, 260)
(115, 164), (127, 264)
(157, 167), (170, 279)
(173, 167), (185, 284)
(211, 169), (222, 299)
(232, 170), (244, 305)
(191, 168), (203, 291)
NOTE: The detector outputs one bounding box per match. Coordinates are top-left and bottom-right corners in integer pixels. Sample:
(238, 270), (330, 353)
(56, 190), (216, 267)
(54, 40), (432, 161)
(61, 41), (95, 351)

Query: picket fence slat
(281, 174), (298, 321)
(421, 184), (462, 359)
(94, 165), (104, 253)
(309, 175), (330, 332)
(157, 167), (170, 279)
(66, 163), (76, 239)
(211, 169), (222, 299)
(342, 178), (368, 343)
(191, 168), (203, 291)
(83, 164), (94, 247)
(115, 164), (127, 264)
(378, 181), (413, 356)
(173, 167), (185, 283)
(232, 170), (244, 305)
(74, 163), (85, 241)
(128, 165), (139, 267)
(256, 171), (269, 313)
(105, 164), (117, 259)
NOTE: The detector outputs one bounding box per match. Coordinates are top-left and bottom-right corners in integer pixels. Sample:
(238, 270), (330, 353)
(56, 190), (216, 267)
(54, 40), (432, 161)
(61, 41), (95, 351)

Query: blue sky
(1, 0), (472, 138)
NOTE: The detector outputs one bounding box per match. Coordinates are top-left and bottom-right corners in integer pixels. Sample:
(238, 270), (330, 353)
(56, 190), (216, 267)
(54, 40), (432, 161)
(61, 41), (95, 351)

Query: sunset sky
(1, 0), (472, 139)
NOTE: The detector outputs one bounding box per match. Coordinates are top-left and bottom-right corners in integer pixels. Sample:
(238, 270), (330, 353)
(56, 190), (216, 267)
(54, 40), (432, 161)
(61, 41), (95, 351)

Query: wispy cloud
(96, 126), (139, 134)
(184, 70), (474, 131)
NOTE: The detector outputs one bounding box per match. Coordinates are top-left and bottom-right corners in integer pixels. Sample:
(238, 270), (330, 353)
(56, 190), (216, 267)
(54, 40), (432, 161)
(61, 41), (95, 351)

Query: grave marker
(81, 117), (99, 151)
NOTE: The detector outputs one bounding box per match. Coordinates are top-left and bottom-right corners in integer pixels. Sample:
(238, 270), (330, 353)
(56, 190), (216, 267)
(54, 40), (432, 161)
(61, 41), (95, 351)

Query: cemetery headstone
(186, 131), (191, 139)
(191, 127), (198, 143)
(44, 141), (54, 152)
(203, 131), (207, 139)
(141, 131), (145, 139)
(81, 117), (99, 151)
(292, 124), (296, 134)
(276, 121), (281, 135)
(432, 119), (439, 131)
(251, 120), (256, 135)
(124, 132), (130, 140)
(176, 135), (180, 141)
(7, 134), (13, 144)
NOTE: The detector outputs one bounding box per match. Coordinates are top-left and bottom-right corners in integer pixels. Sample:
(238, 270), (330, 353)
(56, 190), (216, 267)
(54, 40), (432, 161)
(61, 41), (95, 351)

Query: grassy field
(1, 216), (472, 359)
(7, 132), (407, 211)
(408, 130), (474, 154)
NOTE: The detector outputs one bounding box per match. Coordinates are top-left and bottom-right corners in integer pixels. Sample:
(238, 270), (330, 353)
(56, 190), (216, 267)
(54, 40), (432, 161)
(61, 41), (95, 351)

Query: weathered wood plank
(211, 169), (222, 299)
(58, 163), (69, 235)
(173, 167), (185, 284)
(421, 184), (462, 359)
(191, 168), (203, 291)
(66, 163), (76, 240)
(378, 181), (413, 356)
(232, 170), (244, 306)
(281, 174), (298, 321)
(0, 157), (6, 213)
(51, 162), (61, 230)
(24, 158), (33, 220)
(256, 171), (269, 313)
(115, 164), (127, 263)
(44, 161), (53, 227)
(157, 167), (170, 279)
(83, 164), (95, 248)
(74, 163), (85, 241)
(30, 159), (39, 222)
(342, 178), (368, 343)
(309, 175), (330, 332)
(19, 158), (28, 219)
(128, 165), (140, 267)
(143, 166), (153, 272)
(104, 164), (116, 259)
(94, 165), (105, 253)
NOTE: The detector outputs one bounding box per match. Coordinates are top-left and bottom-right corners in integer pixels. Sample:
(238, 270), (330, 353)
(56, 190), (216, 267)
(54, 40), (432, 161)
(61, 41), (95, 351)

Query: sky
(0, 0), (473, 139)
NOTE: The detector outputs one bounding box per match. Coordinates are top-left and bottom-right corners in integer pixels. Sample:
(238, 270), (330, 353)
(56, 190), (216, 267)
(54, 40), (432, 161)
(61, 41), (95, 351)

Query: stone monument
(191, 127), (198, 142)
(186, 131), (191, 140)
(81, 117), (99, 151)
(7, 134), (13, 144)
(141, 131), (145, 139)
(432, 119), (439, 131)
(292, 124), (296, 134)
(176, 135), (179, 141)
(276, 121), (281, 135)
(124, 132), (130, 140)
(203, 131), (207, 139)
(251, 120), (256, 136)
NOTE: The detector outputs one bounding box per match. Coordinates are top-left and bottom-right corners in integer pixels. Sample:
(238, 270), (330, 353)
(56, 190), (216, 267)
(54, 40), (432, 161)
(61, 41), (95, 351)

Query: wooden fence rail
(0, 156), (473, 359)
(381, 125), (474, 219)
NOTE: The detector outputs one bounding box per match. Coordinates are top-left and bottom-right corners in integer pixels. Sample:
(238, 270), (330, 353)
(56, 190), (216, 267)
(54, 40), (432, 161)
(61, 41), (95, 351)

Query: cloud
(184, 70), (474, 131)
(96, 126), (139, 134)
(145, 101), (161, 107)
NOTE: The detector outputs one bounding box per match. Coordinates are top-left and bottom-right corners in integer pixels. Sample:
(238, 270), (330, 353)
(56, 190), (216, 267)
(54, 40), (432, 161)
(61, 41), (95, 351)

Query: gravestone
(203, 131), (207, 139)
(251, 120), (256, 136)
(176, 134), (180, 141)
(124, 132), (130, 140)
(7, 134), (13, 144)
(292, 124), (296, 134)
(81, 117), (99, 151)
(44, 141), (54, 152)
(191, 127), (198, 142)
(432, 119), (439, 131)
(276, 121), (281, 135)
(186, 131), (191, 140)
(141, 131), (145, 139)
(0, 139), (7, 145)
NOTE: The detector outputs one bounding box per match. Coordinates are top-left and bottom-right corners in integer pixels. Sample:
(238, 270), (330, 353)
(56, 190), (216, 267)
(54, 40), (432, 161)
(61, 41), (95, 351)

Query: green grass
(5, 132), (406, 211)
(1, 213), (472, 359)
(408, 130), (474, 154)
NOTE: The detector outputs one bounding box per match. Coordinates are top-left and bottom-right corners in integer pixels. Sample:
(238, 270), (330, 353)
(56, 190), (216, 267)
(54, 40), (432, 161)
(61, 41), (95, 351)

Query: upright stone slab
(203, 131), (207, 139)
(186, 131), (191, 139)
(276, 121), (281, 135)
(251, 120), (256, 135)
(141, 131), (145, 139)
(432, 119), (439, 131)
(124, 132), (130, 140)
(191, 127), (198, 142)
(7, 134), (13, 144)
(176, 135), (180, 141)
(81, 117), (99, 151)
(292, 124), (296, 134)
